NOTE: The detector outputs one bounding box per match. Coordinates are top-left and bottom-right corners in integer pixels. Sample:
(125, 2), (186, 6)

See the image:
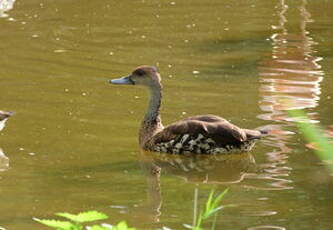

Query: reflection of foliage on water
(258, 0), (323, 122)
(256, 0), (325, 191)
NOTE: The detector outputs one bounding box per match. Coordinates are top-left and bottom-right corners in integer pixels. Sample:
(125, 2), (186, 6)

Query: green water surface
(0, 0), (333, 229)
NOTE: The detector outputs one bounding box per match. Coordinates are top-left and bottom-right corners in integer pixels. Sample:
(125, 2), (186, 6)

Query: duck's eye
(134, 69), (145, 76)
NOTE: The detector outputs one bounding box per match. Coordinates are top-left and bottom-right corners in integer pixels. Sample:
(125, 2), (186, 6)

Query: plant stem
(193, 187), (199, 228)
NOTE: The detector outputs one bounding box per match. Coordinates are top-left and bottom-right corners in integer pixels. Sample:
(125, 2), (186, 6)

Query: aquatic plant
(289, 109), (333, 171)
(33, 210), (136, 230)
(185, 188), (229, 230)
(33, 189), (229, 230)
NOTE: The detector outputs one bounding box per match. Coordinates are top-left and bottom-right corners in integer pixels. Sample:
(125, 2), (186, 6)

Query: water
(0, 0), (333, 229)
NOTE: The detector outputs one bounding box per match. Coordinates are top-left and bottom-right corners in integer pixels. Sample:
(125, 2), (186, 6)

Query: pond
(0, 0), (333, 229)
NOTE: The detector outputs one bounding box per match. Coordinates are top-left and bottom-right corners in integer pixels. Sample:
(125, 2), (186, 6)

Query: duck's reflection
(142, 151), (256, 184)
(138, 150), (257, 221)
(256, 0), (324, 189)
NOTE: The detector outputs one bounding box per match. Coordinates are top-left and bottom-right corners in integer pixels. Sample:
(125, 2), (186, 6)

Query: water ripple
(255, 0), (325, 193)
(247, 225), (286, 230)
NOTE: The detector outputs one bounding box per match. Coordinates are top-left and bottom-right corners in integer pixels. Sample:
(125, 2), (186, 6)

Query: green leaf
(56, 211), (108, 223)
(202, 206), (223, 219)
(204, 190), (214, 213)
(116, 221), (127, 230)
(33, 218), (77, 230)
(210, 211), (218, 230)
(193, 188), (229, 230)
(202, 188), (229, 220)
(113, 221), (136, 230)
(211, 188), (229, 209)
(88, 225), (111, 230)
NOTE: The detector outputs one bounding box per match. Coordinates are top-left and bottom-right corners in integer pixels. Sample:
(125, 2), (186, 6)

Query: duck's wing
(152, 115), (257, 147)
(182, 114), (228, 123)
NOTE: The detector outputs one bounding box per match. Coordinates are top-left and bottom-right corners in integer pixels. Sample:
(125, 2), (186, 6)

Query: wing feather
(152, 115), (248, 147)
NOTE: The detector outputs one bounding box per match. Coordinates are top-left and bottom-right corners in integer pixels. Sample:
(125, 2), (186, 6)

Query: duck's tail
(244, 128), (269, 140)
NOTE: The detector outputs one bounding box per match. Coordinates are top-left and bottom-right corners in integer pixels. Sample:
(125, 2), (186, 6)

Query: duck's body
(110, 66), (265, 155)
(0, 110), (14, 132)
(145, 115), (262, 154)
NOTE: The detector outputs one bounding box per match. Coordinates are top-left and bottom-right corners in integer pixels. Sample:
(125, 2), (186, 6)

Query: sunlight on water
(253, 0), (327, 197)
(258, 0), (324, 121)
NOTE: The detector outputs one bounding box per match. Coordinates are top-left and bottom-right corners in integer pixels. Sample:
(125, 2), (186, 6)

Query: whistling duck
(109, 66), (265, 154)
(0, 111), (14, 132)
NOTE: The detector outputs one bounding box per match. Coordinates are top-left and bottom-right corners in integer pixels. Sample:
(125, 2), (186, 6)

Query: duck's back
(146, 115), (263, 154)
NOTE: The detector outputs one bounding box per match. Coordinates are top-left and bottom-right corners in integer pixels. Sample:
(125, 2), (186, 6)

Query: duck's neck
(139, 85), (163, 147)
(145, 86), (162, 123)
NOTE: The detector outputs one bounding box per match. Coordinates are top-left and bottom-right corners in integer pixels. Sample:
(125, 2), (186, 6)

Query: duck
(0, 110), (14, 132)
(109, 66), (266, 155)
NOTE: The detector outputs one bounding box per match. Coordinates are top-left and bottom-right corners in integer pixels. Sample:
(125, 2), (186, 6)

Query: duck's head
(109, 66), (161, 88)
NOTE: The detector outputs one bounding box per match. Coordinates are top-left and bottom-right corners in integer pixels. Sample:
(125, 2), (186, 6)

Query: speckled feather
(145, 115), (262, 154)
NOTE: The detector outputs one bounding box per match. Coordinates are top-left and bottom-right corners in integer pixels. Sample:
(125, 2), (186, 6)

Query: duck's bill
(109, 76), (134, 85)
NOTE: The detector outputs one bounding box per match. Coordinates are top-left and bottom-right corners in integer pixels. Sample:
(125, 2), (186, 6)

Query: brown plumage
(110, 66), (265, 154)
(151, 115), (262, 146)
